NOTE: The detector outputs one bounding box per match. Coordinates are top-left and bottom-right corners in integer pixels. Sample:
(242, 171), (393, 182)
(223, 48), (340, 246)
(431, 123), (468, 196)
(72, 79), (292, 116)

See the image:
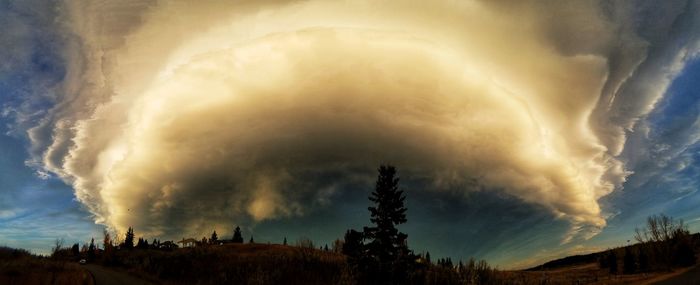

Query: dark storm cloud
(13, 0), (700, 251)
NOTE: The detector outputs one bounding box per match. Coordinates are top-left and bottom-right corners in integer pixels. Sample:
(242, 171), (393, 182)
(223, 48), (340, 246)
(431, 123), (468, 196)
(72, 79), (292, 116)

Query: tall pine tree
(363, 165), (410, 284)
(88, 238), (96, 261)
(124, 227), (135, 249)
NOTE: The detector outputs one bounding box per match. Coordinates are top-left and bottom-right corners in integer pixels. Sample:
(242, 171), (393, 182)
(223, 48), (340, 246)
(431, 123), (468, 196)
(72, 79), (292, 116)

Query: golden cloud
(28, 0), (699, 240)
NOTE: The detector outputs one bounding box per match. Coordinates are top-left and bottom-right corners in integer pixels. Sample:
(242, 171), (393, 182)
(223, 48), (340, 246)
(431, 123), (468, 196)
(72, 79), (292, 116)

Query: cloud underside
(26, 0), (699, 240)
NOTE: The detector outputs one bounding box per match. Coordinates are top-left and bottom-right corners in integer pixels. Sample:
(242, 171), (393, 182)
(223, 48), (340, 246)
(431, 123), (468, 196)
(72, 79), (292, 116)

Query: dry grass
(510, 262), (691, 285)
(109, 243), (347, 285)
(0, 247), (93, 285)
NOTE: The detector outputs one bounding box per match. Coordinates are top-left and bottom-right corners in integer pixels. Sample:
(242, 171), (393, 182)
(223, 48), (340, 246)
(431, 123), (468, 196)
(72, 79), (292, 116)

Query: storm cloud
(24, 0), (700, 241)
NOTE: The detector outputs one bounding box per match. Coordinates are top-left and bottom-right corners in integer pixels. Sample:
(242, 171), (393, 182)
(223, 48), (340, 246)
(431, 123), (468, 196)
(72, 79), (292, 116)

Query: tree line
(599, 214), (696, 275)
(48, 164), (698, 284)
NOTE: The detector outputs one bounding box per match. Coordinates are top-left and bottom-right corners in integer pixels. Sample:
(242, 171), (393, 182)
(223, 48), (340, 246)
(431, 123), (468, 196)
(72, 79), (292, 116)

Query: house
(178, 238), (197, 248)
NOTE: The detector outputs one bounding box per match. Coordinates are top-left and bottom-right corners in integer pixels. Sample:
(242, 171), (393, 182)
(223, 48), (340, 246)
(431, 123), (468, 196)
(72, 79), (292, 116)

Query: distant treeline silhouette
(45, 165), (505, 284)
(41, 165), (699, 284)
(528, 214), (697, 276)
(598, 214), (697, 274)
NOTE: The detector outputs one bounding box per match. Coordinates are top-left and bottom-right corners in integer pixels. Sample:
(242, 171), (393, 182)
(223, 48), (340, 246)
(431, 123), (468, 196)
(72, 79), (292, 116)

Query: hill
(527, 233), (700, 271)
(526, 252), (602, 271)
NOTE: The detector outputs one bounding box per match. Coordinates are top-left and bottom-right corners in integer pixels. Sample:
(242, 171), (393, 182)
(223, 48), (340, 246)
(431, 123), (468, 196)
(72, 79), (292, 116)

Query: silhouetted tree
(88, 238), (96, 261)
(343, 229), (364, 262)
(283, 237), (287, 246)
(136, 237), (150, 249)
(232, 226), (244, 243)
(608, 251), (618, 274)
(635, 214), (696, 269)
(438, 257), (453, 268)
(672, 234), (695, 266)
(324, 244), (329, 251)
(124, 227), (135, 249)
(102, 230), (116, 265)
(425, 251), (431, 264)
(210, 231), (218, 244)
(638, 247), (650, 272)
(342, 229), (368, 282)
(249, 236), (255, 244)
(103, 230), (112, 250)
(71, 243), (80, 257)
(623, 247), (636, 274)
(363, 165), (410, 284)
(51, 238), (64, 259)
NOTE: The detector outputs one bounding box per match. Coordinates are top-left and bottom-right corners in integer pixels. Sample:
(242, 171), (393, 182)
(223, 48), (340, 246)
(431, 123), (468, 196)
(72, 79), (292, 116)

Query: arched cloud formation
(25, 0), (700, 240)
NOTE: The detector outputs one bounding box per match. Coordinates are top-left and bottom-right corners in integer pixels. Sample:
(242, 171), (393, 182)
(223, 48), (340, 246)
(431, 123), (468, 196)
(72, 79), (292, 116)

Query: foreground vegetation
(0, 246), (92, 285)
(2, 166), (698, 284)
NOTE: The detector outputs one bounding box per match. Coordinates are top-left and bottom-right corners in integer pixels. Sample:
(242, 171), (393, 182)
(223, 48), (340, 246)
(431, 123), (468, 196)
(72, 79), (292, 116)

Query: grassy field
(107, 243), (351, 285)
(0, 246), (93, 285)
(2, 241), (697, 285)
(515, 262), (693, 284)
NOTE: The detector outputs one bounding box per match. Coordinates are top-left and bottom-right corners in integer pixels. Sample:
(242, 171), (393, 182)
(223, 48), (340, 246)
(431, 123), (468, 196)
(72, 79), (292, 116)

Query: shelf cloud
(24, 0), (700, 241)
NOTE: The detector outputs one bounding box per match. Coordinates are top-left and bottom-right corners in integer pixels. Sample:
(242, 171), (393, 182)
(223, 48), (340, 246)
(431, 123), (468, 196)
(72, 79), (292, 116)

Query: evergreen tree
(425, 251), (431, 264)
(71, 243), (80, 257)
(343, 229), (364, 261)
(124, 227), (135, 249)
(283, 237), (287, 246)
(249, 236), (255, 243)
(137, 237), (149, 249)
(103, 230), (112, 250)
(232, 226), (244, 243)
(363, 165), (410, 284)
(103, 230), (115, 265)
(88, 238), (96, 261)
(210, 230), (218, 244)
(623, 247), (636, 274)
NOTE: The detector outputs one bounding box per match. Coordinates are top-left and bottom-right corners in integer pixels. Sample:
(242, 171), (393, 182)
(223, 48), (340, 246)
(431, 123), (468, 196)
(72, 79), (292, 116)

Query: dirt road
(651, 265), (700, 285)
(83, 264), (153, 285)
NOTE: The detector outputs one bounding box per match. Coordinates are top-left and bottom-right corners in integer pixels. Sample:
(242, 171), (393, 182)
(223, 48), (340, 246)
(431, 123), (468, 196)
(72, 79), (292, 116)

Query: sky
(0, 0), (698, 269)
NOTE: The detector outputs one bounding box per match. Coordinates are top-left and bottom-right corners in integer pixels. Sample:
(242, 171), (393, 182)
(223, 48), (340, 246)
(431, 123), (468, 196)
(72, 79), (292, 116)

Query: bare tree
(52, 238), (65, 258)
(633, 214), (693, 270)
(634, 214), (686, 244)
